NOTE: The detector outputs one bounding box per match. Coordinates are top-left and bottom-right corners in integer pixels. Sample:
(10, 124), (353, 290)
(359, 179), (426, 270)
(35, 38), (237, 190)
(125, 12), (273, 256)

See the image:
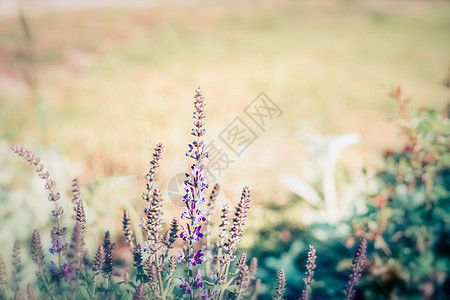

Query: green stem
(162, 275), (173, 299)
(205, 222), (212, 276)
(217, 263), (231, 300)
(38, 266), (56, 300)
(155, 252), (164, 298)
(91, 274), (98, 297)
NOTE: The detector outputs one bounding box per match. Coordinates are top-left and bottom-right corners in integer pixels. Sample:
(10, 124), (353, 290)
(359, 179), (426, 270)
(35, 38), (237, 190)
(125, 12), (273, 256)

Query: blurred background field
(0, 0), (449, 297)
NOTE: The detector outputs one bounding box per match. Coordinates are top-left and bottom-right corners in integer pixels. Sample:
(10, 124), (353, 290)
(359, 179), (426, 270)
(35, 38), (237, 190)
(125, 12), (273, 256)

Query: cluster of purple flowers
(179, 269), (205, 295)
(178, 249), (204, 267)
(49, 238), (68, 254)
(179, 88), (209, 246)
(49, 261), (73, 280)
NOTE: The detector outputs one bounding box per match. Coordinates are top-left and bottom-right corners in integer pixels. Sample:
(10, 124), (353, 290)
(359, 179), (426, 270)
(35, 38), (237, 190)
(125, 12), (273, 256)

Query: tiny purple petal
(178, 250), (186, 263)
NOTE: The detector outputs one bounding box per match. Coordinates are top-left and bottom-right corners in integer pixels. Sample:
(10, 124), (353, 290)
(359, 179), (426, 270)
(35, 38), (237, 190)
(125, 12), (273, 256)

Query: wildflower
(193, 224), (204, 242)
(145, 187), (164, 250)
(147, 260), (158, 287)
(201, 289), (219, 300)
(11, 145), (67, 262)
(142, 143), (164, 202)
(122, 210), (135, 249)
(76, 201), (86, 236)
(49, 238), (68, 254)
(189, 249), (204, 267)
(61, 263), (73, 280)
(301, 245), (317, 300)
(49, 261), (59, 277)
(168, 255), (178, 276)
(135, 284), (145, 300)
(178, 250), (186, 263)
(235, 253), (247, 271)
(92, 245), (105, 273)
(11, 241), (21, 294)
(195, 208), (207, 223)
(216, 204), (231, 260)
(71, 178), (81, 219)
(344, 238), (367, 300)
(201, 289), (213, 300)
(162, 218), (178, 249)
(132, 245), (143, 268)
(179, 278), (192, 294)
(249, 257), (258, 278)
(102, 231), (115, 278)
(10, 145), (61, 203)
(180, 88), (210, 265)
(138, 217), (146, 228)
(67, 223), (83, 271)
(273, 268), (286, 300)
(194, 269), (204, 289)
(225, 186), (251, 257)
(31, 230), (45, 267)
(235, 264), (251, 298)
(180, 224), (189, 242)
(141, 241), (149, 252)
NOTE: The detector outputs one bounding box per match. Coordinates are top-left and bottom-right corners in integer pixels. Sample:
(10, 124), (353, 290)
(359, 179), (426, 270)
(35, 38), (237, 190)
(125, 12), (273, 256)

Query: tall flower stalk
(300, 245), (317, 300)
(344, 238), (367, 300)
(142, 143), (166, 296)
(215, 187), (251, 299)
(11, 241), (22, 298)
(11, 145), (67, 269)
(273, 268), (286, 300)
(179, 87), (209, 298)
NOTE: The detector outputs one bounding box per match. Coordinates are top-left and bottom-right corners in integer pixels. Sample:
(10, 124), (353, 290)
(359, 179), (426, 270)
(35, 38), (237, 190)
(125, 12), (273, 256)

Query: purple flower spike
(181, 88), (209, 272)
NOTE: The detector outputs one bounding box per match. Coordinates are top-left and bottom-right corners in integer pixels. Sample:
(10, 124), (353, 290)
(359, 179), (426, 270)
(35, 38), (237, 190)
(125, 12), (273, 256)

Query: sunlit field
(0, 0), (449, 298)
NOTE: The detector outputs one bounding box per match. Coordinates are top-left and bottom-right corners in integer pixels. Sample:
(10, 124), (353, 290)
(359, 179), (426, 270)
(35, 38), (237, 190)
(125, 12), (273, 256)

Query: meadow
(0, 0), (449, 298)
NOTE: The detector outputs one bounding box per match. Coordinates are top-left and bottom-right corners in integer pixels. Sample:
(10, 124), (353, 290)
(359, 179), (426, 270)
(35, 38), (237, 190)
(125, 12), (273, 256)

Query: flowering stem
(180, 88), (209, 297)
(37, 267), (55, 300)
(188, 226), (195, 300)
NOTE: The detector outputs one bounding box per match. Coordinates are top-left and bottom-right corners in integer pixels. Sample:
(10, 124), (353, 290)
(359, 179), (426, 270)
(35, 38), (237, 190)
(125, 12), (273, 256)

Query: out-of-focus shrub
(249, 86), (449, 299)
(352, 92), (449, 299)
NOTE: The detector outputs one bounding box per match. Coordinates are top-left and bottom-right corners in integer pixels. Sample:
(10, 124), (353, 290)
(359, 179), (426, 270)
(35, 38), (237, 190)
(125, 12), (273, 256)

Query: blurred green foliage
(355, 97), (450, 299)
(248, 90), (449, 299)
